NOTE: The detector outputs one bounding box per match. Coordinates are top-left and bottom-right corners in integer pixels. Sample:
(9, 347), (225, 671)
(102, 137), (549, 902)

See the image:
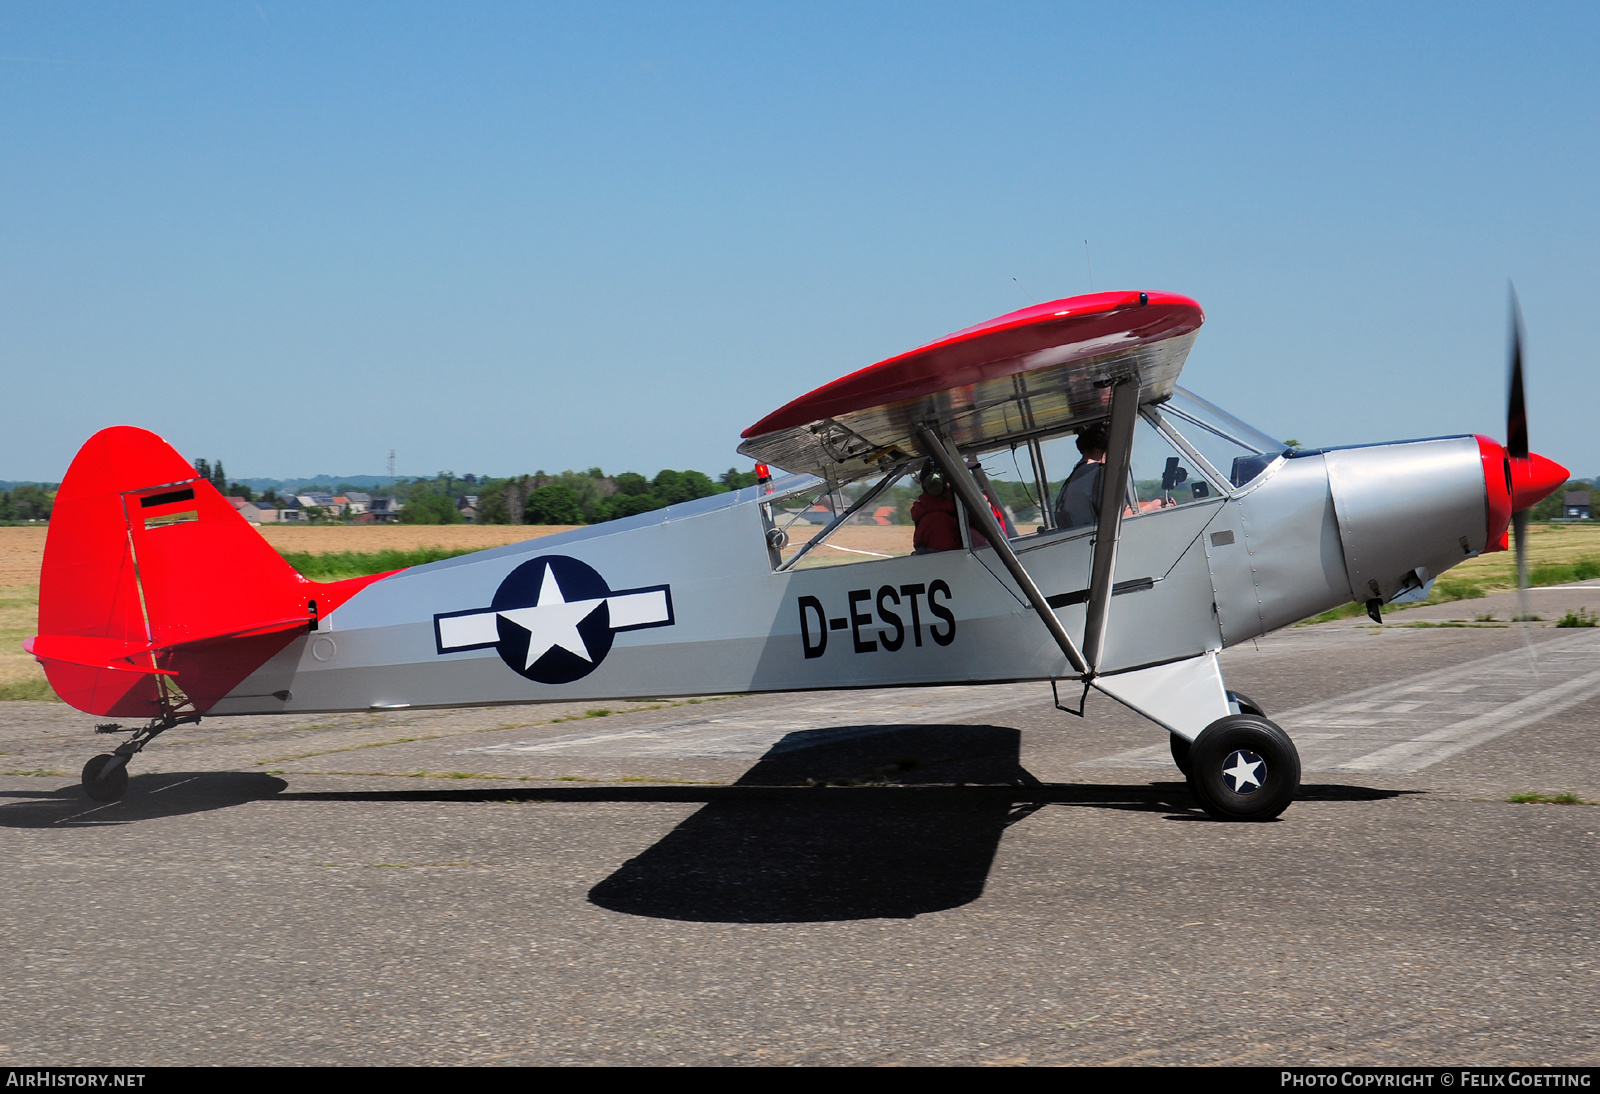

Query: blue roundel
(490, 556), (614, 684)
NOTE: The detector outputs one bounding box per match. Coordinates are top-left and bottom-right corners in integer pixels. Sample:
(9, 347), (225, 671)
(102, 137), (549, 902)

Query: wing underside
(738, 291), (1203, 483)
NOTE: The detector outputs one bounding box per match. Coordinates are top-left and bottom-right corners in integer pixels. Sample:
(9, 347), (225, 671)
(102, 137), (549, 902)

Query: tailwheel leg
(80, 707), (201, 803)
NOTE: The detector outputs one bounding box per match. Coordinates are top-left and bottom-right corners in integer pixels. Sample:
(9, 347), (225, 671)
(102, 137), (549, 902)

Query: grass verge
(0, 678), (57, 702)
(1303, 555), (1600, 625)
(279, 546), (478, 580)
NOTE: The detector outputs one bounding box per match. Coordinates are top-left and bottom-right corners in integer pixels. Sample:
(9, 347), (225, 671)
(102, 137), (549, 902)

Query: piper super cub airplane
(28, 290), (1569, 819)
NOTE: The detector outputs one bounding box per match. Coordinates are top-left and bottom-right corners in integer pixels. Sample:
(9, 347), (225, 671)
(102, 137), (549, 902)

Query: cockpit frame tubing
(917, 425), (1090, 678)
(772, 464), (909, 573)
(1143, 406), (1238, 497)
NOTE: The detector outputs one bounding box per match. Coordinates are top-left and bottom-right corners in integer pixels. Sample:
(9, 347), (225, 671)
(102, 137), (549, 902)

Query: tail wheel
(1188, 714), (1300, 822)
(81, 754), (128, 803)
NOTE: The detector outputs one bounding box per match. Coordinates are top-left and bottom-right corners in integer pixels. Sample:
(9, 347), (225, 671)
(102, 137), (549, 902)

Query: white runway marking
(1086, 629), (1600, 774)
(462, 685), (1040, 760)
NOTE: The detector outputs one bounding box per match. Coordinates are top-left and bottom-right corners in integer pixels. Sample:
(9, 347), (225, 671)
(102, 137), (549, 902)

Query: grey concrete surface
(1, 584), (1598, 1065)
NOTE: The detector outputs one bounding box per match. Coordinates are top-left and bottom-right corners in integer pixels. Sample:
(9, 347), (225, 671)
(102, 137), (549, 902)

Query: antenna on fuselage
(1084, 240), (1094, 291)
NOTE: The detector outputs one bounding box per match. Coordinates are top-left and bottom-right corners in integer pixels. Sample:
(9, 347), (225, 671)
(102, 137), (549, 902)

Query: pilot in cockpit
(1054, 423), (1110, 529)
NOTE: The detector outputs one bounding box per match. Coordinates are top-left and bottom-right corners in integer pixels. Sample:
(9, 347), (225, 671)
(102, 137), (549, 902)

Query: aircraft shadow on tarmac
(590, 723), (1034, 922)
(584, 723), (1409, 923)
(0, 772), (289, 828)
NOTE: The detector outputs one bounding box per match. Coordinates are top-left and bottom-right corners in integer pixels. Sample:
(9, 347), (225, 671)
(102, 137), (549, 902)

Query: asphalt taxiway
(0, 585), (1597, 1065)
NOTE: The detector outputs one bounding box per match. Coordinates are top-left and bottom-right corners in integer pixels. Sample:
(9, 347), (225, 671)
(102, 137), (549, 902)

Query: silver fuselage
(211, 435), (1491, 716)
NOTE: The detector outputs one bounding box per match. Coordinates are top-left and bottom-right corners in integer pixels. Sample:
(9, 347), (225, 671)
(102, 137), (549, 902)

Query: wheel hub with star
(1221, 748), (1266, 794)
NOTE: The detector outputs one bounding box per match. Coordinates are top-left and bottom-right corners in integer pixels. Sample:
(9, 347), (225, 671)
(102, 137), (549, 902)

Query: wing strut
(1080, 377), (1140, 671)
(916, 426), (1090, 678)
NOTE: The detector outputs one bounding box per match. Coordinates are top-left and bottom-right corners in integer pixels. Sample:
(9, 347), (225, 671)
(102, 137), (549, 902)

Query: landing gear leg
(1227, 690), (1265, 717)
(80, 708), (201, 803)
(1171, 691), (1267, 777)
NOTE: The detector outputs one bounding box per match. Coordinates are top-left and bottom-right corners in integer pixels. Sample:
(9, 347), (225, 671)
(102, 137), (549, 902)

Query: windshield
(1158, 387), (1288, 488)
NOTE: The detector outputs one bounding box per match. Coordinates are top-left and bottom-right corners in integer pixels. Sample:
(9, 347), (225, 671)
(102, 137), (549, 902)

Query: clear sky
(3, 3), (1597, 482)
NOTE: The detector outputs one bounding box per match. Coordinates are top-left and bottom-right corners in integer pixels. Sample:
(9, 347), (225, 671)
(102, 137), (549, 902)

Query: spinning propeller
(1499, 286), (1568, 621)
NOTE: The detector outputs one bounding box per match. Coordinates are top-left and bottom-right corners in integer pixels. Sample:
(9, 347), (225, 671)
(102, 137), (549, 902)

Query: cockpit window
(761, 469), (920, 570)
(1157, 387), (1288, 488)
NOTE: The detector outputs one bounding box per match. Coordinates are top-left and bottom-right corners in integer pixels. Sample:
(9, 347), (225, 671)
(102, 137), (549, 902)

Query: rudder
(32, 427), (385, 716)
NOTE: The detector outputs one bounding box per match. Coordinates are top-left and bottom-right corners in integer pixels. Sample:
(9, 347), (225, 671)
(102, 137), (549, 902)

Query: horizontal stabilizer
(24, 635), (178, 677)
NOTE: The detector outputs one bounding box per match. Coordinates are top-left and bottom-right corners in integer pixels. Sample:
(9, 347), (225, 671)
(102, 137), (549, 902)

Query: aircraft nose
(1512, 451), (1568, 512)
(1475, 437), (1569, 553)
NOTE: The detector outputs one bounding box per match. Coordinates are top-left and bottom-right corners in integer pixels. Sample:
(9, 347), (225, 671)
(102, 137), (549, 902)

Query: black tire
(1188, 715), (1299, 821)
(81, 754), (129, 803)
(1227, 690), (1265, 717)
(1169, 734), (1194, 777)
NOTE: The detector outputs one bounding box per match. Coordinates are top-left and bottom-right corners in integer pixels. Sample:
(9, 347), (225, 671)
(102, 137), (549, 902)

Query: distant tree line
(0, 484), (54, 522)
(394, 466), (762, 525)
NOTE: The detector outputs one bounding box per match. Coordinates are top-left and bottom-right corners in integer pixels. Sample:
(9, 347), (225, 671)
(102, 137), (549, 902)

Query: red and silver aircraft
(27, 290), (1568, 819)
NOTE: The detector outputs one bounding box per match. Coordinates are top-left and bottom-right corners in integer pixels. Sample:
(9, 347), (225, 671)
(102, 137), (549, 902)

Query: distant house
(226, 496), (270, 524)
(458, 495), (480, 523)
(1565, 489), (1592, 520)
(295, 492), (345, 518)
(367, 497), (402, 522)
(344, 492), (372, 516)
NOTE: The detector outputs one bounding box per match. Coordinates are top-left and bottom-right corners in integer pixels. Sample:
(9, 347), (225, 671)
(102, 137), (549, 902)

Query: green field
(279, 546), (479, 581)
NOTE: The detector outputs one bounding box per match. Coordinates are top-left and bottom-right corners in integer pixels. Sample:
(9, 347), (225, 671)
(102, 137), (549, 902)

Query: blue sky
(3, 3), (1597, 481)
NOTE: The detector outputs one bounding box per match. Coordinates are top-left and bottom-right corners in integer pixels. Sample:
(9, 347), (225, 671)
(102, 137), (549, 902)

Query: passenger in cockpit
(911, 466), (962, 553)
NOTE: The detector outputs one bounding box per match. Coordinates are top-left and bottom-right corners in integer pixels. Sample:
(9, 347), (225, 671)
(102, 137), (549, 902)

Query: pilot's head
(919, 464), (947, 497)
(1076, 422), (1110, 460)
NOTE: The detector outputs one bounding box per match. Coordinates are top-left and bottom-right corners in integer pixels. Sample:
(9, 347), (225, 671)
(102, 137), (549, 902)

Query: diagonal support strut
(1081, 376), (1141, 672)
(917, 426), (1090, 678)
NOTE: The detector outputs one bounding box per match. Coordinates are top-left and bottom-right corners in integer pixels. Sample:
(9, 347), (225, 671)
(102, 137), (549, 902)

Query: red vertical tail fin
(31, 427), (384, 716)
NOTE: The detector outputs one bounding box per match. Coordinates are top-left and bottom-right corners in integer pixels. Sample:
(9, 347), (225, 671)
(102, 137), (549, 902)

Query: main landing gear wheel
(1169, 734), (1194, 777)
(81, 754), (129, 803)
(1187, 714), (1300, 822)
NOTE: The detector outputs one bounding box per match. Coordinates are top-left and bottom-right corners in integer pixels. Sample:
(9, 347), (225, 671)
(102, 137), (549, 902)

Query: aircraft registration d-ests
(28, 291), (1568, 819)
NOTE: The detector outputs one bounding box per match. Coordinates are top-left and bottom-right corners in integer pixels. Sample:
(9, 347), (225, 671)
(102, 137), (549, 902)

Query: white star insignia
(1224, 752), (1263, 791)
(496, 567), (607, 669)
